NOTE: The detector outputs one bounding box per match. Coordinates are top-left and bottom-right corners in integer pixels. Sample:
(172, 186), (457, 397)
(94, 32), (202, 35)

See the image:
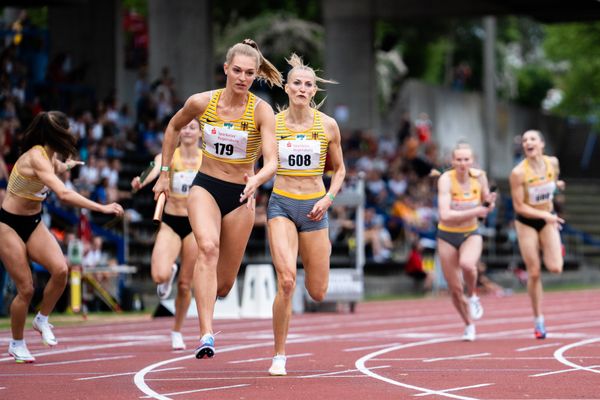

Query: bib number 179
(215, 143), (234, 156)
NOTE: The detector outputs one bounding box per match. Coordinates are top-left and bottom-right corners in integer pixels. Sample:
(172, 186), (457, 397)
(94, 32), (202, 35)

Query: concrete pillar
(482, 16), (497, 176)
(148, 0), (212, 101)
(48, 1), (118, 105)
(323, 0), (377, 132)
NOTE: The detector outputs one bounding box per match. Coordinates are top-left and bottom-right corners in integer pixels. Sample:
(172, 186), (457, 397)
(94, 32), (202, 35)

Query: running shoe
(462, 324), (476, 342)
(268, 354), (287, 376)
(157, 264), (178, 300)
(194, 334), (215, 359)
(171, 331), (186, 350)
(534, 322), (547, 339)
(468, 295), (484, 320)
(8, 341), (35, 363)
(32, 317), (58, 346)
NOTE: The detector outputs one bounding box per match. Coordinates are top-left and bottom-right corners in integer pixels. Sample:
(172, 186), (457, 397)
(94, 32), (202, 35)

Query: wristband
(327, 192), (335, 201)
(160, 165), (170, 172)
(66, 163), (71, 171)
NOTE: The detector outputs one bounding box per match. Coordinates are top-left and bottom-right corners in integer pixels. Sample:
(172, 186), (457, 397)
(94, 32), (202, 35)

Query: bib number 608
(288, 154), (312, 167)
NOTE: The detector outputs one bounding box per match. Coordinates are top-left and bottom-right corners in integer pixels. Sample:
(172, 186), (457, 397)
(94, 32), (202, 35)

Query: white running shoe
(32, 317), (58, 346)
(157, 264), (178, 300)
(462, 324), (476, 342)
(8, 341), (35, 363)
(268, 354), (287, 376)
(171, 331), (186, 350)
(469, 295), (484, 320)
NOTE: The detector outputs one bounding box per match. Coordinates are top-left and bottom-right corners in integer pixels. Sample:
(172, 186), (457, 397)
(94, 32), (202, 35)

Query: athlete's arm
(153, 93), (209, 200)
(307, 113), (346, 221)
(240, 100), (277, 204)
(438, 172), (488, 224)
(131, 153), (162, 191)
(509, 166), (562, 223)
(33, 151), (123, 216)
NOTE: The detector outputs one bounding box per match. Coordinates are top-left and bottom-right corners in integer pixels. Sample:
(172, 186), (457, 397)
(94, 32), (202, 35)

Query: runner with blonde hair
(267, 53), (345, 375)
(153, 39), (282, 359)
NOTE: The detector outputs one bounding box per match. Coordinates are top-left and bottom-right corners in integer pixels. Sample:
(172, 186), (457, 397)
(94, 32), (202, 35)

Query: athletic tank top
(275, 110), (328, 176)
(198, 89), (261, 164)
(7, 145), (50, 201)
(170, 147), (203, 198)
(523, 156), (556, 207)
(438, 169), (481, 232)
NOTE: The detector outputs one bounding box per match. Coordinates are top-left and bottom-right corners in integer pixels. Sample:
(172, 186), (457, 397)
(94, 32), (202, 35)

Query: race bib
(171, 170), (197, 196)
(203, 123), (248, 160)
(278, 140), (320, 170)
(528, 181), (555, 205)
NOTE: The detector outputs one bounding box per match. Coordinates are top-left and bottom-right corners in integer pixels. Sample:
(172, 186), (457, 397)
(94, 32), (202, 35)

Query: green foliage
(544, 22), (600, 120)
(122, 0), (148, 16)
(515, 65), (553, 108)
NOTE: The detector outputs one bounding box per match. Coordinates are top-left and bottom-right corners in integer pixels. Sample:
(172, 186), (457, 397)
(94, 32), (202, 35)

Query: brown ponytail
(21, 111), (77, 159)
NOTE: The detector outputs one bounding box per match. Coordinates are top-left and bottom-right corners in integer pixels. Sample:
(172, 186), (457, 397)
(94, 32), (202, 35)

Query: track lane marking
(412, 383), (494, 397)
(516, 343), (562, 352)
(422, 353), (491, 363)
(35, 355), (135, 366)
(228, 352), (312, 364)
(139, 384), (249, 398)
(76, 367), (184, 381)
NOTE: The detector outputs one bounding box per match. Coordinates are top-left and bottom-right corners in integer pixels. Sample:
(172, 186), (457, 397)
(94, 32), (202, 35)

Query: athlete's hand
(557, 180), (566, 191)
(544, 212), (565, 229)
(131, 176), (142, 191)
(102, 202), (124, 217)
(475, 206), (490, 219)
(307, 196), (333, 221)
(65, 159), (85, 171)
(483, 191), (497, 211)
(153, 174), (170, 200)
(240, 173), (259, 209)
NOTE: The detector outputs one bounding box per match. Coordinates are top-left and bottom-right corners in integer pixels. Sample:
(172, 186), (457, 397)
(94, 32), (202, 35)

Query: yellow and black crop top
(275, 110), (328, 176)
(7, 145), (50, 201)
(438, 169), (482, 232)
(169, 147), (203, 198)
(523, 156), (556, 207)
(198, 89), (261, 164)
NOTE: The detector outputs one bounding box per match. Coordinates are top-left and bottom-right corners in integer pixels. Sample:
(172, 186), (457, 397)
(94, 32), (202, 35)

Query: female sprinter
(267, 54), (345, 375)
(437, 142), (495, 341)
(153, 39), (282, 358)
(131, 119), (202, 350)
(0, 111), (123, 362)
(510, 130), (564, 339)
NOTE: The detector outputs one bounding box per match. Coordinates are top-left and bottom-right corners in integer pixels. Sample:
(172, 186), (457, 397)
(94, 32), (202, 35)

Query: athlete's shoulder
(468, 168), (484, 178)
(186, 91), (213, 113)
(318, 110), (339, 133)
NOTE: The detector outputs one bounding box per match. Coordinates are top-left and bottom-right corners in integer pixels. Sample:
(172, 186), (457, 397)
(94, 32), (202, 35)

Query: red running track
(1, 289), (599, 399)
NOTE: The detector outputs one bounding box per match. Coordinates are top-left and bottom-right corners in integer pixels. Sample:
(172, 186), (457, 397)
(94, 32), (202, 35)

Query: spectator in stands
(0, 111), (123, 363)
(436, 141), (496, 342)
(365, 207), (394, 263)
(152, 39), (282, 360)
(414, 112), (432, 144)
(131, 118), (202, 351)
(266, 53), (345, 376)
(405, 240), (433, 292)
(509, 130), (564, 339)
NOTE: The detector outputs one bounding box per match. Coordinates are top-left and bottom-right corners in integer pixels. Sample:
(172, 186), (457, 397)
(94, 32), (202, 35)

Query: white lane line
(531, 365), (600, 377)
(228, 352), (312, 364)
(0, 340), (161, 363)
(344, 343), (402, 352)
(413, 383), (494, 397)
(139, 384), (249, 398)
(422, 353), (491, 363)
(300, 365), (390, 378)
(76, 367), (184, 381)
(35, 355), (135, 366)
(516, 343), (562, 352)
(553, 337), (600, 375)
(355, 337), (482, 400)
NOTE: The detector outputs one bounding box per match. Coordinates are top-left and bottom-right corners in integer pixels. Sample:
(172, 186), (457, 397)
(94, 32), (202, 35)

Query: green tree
(544, 22), (600, 122)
